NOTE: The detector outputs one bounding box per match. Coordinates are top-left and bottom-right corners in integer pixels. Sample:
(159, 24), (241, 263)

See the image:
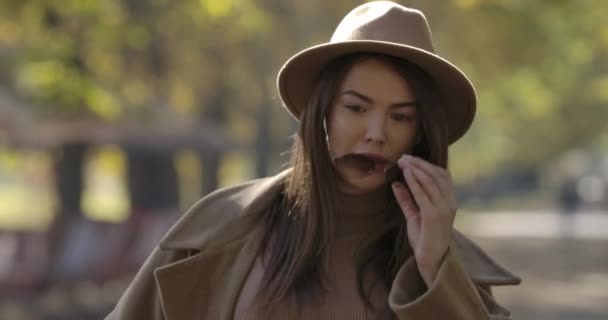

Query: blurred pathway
(457, 211), (608, 320)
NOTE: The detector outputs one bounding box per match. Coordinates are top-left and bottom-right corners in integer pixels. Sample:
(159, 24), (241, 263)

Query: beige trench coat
(106, 169), (521, 320)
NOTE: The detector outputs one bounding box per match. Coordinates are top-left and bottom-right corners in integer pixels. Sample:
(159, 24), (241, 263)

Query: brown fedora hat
(277, 1), (477, 144)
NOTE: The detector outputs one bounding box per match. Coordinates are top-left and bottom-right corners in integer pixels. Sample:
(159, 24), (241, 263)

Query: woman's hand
(391, 154), (457, 287)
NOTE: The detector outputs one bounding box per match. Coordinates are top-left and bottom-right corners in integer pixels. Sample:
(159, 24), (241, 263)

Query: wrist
(416, 248), (449, 287)
(417, 263), (440, 287)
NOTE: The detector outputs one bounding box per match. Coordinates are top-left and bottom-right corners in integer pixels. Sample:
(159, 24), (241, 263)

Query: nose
(364, 114), (386, 144)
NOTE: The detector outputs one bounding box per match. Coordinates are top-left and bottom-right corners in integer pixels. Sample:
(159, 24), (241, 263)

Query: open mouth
(334, 153), (401, 182)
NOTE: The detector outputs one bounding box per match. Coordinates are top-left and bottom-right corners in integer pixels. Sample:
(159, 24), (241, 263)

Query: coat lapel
(153, 171), (287, 320)
(155, 227), (264, 320)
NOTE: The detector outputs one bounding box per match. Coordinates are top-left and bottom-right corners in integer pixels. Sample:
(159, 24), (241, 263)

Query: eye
(345, 104), (366, 113)
(391, 113), (414, 122)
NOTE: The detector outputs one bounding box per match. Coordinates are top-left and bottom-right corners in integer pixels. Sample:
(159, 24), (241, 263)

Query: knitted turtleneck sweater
(233, 186), (396, 319)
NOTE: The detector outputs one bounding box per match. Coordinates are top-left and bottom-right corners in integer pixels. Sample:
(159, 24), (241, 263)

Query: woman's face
(326, 58), (420, 194)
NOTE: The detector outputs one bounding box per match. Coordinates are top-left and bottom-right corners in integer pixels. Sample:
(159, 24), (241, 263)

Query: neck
(333, 185), (388, 237)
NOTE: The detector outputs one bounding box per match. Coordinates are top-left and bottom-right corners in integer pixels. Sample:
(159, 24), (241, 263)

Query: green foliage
(0, 0), (606, 181)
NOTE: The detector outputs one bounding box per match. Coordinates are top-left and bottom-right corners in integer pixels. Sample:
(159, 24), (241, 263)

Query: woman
(106, 2), (520, 319)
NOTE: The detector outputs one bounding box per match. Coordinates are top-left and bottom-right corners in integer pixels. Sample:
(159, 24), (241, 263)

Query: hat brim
(277, 40), (477, 144)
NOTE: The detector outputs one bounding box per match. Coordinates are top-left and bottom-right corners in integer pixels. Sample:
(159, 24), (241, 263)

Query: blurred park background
(0, 0), (606, 319)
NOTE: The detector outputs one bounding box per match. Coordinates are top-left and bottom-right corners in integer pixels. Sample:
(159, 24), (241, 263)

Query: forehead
(338, 58), (415, 101)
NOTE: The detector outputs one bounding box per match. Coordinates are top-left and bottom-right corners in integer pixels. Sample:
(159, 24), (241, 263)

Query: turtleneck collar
(333, 186), (389, 237)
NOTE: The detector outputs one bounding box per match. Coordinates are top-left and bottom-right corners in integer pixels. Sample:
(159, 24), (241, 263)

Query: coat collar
(154, 170), (290, 320)
(159, 169), (290, 252)
(155, 169), (520, 318)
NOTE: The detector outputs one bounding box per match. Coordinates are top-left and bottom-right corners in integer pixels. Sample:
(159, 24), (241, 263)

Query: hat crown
(330, 1), (435, 53)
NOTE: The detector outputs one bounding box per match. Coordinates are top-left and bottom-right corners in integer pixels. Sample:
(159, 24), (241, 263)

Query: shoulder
(158, 169), (292, 251)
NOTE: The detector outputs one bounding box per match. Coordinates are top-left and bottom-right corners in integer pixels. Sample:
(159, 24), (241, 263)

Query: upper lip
(355, 152), (392, 164)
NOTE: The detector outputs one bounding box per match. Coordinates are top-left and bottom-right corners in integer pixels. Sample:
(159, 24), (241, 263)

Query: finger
(403, 167), (432, 210)
(400, 155), (455, 204)
(408, 164), (443, 205)
(402, 156), (449, 195)
(391, 181), (419, 220)
(408, 160), (458, 214)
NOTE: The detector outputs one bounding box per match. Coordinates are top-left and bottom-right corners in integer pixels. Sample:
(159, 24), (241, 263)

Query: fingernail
(398, 154), (411, 165)
(392, 182), (402, 189)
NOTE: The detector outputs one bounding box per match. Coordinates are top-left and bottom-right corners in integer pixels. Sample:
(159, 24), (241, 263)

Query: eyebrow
(342, 89), (419, 108)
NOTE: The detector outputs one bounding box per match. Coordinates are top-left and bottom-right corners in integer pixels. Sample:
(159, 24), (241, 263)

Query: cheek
(388, 124), (418, 151)
(329, 123), (358, 153)
(328, 113), (364, 151)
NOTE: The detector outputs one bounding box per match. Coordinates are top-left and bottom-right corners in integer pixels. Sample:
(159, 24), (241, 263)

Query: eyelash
(345, 104), (365, 112)
(345, 104), (414, 122)
(391, 114), (414, 122)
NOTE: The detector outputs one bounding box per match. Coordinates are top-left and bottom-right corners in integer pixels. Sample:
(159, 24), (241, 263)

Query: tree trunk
(255, 102), (271, 178)
(126, 146), (179, 214)
(53, 143), (88, 218)
(200, 149), (220, 195)
(199, 80), (227, 195)
(48, 142), (88, 262)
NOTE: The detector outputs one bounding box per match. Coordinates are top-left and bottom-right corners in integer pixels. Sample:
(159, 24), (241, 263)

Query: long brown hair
(257, 52), (449, 312)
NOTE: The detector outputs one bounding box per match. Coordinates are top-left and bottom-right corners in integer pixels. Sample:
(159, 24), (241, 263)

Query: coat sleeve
(388, 247), (513, 320)
(105, 246), (189, 320)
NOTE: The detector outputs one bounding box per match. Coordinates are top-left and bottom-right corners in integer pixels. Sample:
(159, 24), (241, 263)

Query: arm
(390, 155), (514, 319)
(389, 248), (513, 319)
